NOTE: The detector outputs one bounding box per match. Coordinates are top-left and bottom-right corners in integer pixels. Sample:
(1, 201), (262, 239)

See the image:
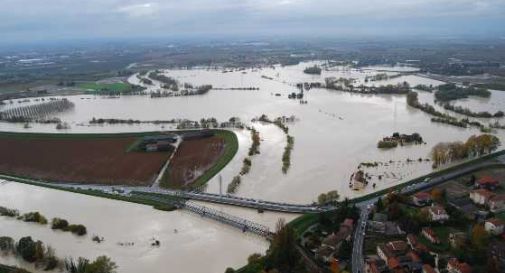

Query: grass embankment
(0, 173), (181, 211)
(160, 130), (239, 190)
(78, 82), (132, 92)
(0, 130), (168, 139)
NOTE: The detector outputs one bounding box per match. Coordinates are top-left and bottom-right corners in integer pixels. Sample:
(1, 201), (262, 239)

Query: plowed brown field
(0, 136), (170, 185)
(165, 136), (225, 188)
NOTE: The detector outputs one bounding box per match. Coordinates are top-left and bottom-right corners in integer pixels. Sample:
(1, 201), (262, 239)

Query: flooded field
(1, 61), (504, 272)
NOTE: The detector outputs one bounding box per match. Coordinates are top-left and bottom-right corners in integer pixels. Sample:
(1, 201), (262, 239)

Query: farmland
(0, 132), (170, 185)
(78, 82), (132, 92)
(160, 130), (238, 189)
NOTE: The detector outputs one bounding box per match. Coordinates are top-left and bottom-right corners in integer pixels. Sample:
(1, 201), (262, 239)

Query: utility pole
(219, 175), (222, 196)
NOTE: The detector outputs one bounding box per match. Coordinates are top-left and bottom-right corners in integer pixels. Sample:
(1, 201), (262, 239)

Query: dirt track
(0, 136), (170, 185)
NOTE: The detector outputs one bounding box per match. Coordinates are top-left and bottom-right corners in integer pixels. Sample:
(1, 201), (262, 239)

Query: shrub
(67, 224), (87, 236)
(51, 218), (69, 230)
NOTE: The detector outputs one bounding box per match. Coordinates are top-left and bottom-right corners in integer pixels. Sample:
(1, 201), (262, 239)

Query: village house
(469, 189), (495, 206)
(422, 227), (440, 244)
(475, 176), (500, 190)
(413, 192), (432, 206)
(489, 194), (505, 212)
(316, 218), (355, 263)
(377, 240), (409, 261)
(423, 205), (449, 222)
(485, 218), (505, 235)
(449, 232), (467, 249)
(365, 259), (387, 273)
(447, 258), (472, 273)
(422, 264), (437, 273)
(387, 253), (422, 273)
(406, 234), (429, 253)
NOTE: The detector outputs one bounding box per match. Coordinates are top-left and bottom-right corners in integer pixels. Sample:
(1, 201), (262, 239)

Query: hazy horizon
(2, 0), (505, 46)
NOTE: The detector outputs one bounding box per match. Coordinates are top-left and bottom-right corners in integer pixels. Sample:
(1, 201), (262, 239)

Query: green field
(78, 82), (132, 92)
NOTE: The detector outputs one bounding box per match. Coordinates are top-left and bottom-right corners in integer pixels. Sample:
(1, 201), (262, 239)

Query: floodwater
(0, 181), (285, 273)
(0, 61), (504, 272)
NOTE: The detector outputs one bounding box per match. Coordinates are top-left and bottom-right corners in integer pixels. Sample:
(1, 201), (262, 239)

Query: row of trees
(431, 134), (501, 167)
(0, 236), (116, 273)
(282, 135), (294, 174)
(0, 206), (86, 236)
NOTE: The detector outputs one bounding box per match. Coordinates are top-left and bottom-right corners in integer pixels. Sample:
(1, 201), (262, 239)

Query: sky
(1, 0), (505, 44)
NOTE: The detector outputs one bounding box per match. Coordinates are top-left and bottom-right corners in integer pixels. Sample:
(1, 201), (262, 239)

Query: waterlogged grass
(78, 82), (131, 92)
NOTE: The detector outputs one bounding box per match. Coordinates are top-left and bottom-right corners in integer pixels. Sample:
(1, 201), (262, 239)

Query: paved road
(0, 174), (331, 213)
(350, 153), (505, 273)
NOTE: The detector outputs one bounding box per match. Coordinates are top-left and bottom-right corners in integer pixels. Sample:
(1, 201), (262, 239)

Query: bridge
(143, 187), (330, 213)
(183, 201), (273, 239)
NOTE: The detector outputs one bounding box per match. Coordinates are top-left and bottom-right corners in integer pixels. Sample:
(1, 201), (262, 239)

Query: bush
(67, 224), (87, 236)
(19, 212), (48, 225)
(51, 218), (69, 230)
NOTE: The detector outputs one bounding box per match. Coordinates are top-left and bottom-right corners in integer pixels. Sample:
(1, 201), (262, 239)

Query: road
(350, 152), (505, 273)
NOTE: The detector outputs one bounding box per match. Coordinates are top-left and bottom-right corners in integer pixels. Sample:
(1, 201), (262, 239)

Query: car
(423, 177), (431, 183)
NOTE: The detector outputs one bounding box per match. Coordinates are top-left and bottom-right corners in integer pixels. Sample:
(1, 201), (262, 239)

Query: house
(342, 218), (354, 231)
(469, 189), (495, 206)
(475, 176), (499, 190)
(449, 232), (467, 248)
(377, 241), (409, 261)
(365, 259), (387, 273)
(425, 205), (449, 222)
(485, 218), (505, 235)
(413, 192), (432, 206)
(422, 264), (437, 273)
(407, 234), (429, 253)
(489, 194), (505, 212)
(422, 227), (440, 244)
(315, 245), (335, 263)
(447, 258), (472, 273)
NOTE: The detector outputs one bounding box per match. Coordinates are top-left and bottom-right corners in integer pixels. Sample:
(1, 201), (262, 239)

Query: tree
(266, 219), (301, 273)
(376, 197), (384, 212)
(86, 255), (117, 273)
(16, 236), (37, 262)
(471, 224), (489, 249)
(0, 236), (14, 253)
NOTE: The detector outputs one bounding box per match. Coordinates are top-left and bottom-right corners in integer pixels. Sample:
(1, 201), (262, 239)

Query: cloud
(117, 3), (157, 17)
(0, 0), (504, 43)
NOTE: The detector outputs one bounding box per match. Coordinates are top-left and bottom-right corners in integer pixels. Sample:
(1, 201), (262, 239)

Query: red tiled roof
(490, 194), (505, 202)
(407, 251), (421, 262)
(448, 258), (472, 273)
(423, 264), (436, 273)
(414, 192), (431, 200)
(422, 227), (438, 240)
(388, 257), (401, 269)
(387, 240), (408, 252)
(472, 189), (495, 199)
(477, 176), (499, 185)
(343, 218), (354, 227)
(486, 218), (505, 227)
